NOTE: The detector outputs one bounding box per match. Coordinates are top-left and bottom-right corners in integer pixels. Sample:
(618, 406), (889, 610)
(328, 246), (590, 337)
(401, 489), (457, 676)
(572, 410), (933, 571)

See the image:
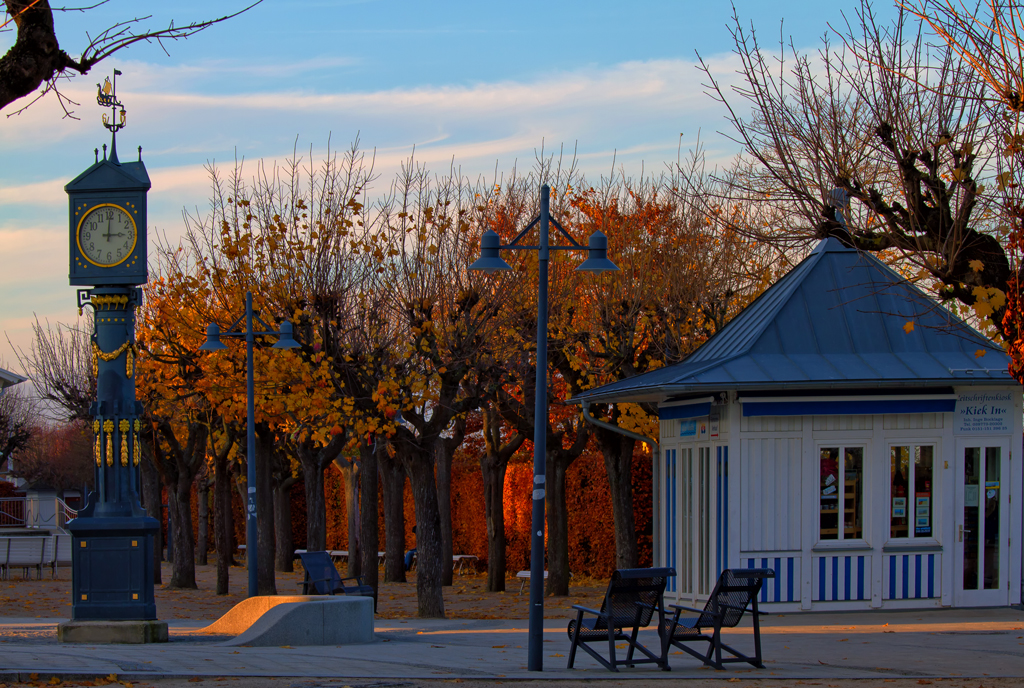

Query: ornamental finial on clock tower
(97, 69), (126, 163)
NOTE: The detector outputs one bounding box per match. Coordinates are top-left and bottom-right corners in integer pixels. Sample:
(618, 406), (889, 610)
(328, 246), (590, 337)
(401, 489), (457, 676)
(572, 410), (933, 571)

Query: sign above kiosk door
(955, 391), (1014, 434)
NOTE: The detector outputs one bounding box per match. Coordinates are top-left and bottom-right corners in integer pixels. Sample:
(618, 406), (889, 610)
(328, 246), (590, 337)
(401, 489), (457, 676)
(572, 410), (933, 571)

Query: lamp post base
(57, 619), (168, 644)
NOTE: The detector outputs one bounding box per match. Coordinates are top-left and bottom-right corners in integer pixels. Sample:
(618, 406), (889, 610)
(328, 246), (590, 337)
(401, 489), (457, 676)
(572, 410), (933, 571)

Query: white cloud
(0, 53), (749, 359)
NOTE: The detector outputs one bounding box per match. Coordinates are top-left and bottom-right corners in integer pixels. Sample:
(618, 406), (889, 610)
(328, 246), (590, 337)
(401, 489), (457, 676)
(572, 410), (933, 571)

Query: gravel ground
(0, 562), (608, 622)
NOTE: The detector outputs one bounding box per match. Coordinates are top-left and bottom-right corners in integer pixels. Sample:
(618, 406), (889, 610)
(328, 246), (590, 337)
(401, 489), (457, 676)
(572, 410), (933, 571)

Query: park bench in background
(3, 536), (48, 580)
(298, 551), (376, 610)
(47, 534), (72, 579)
(663, 567), (774, 670)
(512, 569), (544, 589)
(452, 554), (478, 574)
(566, 566), (675, 672)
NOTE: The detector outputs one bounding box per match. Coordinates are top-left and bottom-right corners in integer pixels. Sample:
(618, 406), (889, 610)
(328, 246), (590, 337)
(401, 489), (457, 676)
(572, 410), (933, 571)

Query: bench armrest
(303, 575), (335, 585)
(571, 605), (604, 617)
(670, 604), (706, 615)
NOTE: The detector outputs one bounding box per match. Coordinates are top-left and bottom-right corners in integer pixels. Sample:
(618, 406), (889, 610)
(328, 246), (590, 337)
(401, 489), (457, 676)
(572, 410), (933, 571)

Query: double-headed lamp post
(469, 184), (618, 672)
(199, 291), (299, 598)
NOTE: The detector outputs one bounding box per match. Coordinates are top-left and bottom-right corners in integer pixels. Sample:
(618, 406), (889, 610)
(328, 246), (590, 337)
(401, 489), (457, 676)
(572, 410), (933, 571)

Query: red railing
(0, 497), (26, 527)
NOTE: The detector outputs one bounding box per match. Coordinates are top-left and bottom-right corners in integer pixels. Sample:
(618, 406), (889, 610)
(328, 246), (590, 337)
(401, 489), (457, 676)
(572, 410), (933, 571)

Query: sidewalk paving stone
(0, 607), (1021, 681)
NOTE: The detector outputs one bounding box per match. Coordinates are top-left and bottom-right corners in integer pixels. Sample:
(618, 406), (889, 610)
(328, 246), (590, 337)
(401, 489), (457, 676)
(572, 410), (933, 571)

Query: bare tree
(1, 0), (261, 114)
(693, 2), (1015, 347)
(897, 0), (1024, 372)
(0, 383), (33, 469)
(13, 315), (94, 422)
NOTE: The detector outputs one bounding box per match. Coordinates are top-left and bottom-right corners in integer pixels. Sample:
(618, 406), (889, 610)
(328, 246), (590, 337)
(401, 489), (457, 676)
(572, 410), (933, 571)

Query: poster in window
(965, 484), (979, 507)
(914, 495), (931, 534)
(892, 497), (907, 518)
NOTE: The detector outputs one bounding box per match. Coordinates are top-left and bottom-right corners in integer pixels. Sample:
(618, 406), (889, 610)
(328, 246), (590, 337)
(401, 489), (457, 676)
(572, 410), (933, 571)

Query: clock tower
(58, 71), (166, 644)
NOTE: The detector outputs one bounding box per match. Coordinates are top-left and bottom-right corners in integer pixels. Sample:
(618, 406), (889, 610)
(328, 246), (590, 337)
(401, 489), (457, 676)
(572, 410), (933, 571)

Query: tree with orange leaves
(562, 173), (765, 573)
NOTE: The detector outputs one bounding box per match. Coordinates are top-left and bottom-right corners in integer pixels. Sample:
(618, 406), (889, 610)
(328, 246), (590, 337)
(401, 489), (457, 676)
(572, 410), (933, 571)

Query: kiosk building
(578, 238), (1023, 610)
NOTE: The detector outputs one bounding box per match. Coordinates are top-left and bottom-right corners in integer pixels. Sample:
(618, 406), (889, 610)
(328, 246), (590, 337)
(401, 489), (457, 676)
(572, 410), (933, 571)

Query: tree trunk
(213, 447), (233, 595)
(379, 445), (406, 583)
(169, 472), (197, 589)
(302, 461), (327, 552)
(196, 475), (210, 566)
(545, 455), (570, 596)
(295, 433), (345, 555)
(359, 440), (379, 605)
(273, 479), (294, 572)
(434, 439), (453, 586)
(166, 489), (177, 565)
(481, 456), (507, 592)
(598, 429), (638, 570)
(139, 449), (162, 585)
(150, 420), (208, 589)
(255, 424), (277, 595)
(335, 460), (361, 578)
(406, 447), (445, 617)
(479, 406), (523, 593)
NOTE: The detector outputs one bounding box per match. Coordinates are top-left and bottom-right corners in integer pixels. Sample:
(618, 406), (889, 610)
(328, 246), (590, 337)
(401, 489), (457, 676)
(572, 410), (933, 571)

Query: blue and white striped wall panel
(813, 554), (871, 602)
(883, 553), (939, 600)
(745, 556), (799, 603)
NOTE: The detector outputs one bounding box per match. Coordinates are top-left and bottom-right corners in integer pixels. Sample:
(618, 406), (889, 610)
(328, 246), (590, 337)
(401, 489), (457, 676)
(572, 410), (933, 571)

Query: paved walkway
(0, 607), (1022, 681)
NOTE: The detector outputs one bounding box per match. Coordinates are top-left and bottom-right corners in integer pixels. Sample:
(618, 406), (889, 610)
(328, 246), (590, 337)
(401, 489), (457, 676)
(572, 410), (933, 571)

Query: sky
(0, 0), (900, 385)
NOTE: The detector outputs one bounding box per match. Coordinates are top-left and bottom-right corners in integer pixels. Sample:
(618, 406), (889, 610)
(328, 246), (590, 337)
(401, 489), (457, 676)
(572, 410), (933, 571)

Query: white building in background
(578, 238), (1023, 610)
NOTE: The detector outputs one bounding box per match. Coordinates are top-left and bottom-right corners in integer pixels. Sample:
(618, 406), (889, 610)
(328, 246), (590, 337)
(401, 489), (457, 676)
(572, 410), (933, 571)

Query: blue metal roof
(577, 238), (1019, 403)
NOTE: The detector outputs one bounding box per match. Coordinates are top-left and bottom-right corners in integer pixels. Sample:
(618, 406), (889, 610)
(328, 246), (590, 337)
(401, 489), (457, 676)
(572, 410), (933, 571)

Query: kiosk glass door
(955, 440), (1009, 606)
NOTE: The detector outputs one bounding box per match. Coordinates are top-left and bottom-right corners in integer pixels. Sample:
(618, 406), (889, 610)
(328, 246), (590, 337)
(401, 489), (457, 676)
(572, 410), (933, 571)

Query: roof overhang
(572, 377), (1020, 407)
(0, 367), (27, 391)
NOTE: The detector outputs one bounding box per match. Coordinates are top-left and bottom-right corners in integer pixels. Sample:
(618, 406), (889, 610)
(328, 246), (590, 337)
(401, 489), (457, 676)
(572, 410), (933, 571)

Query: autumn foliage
(131, 144), (762, 615)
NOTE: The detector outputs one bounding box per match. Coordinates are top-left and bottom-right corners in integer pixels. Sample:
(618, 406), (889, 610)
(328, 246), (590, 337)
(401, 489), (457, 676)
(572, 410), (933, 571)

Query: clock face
(77, 204), (138, 267)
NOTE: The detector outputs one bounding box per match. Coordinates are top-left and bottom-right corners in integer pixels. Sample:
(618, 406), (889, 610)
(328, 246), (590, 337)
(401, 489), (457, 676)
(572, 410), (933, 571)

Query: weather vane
(96, 69), (126, 133)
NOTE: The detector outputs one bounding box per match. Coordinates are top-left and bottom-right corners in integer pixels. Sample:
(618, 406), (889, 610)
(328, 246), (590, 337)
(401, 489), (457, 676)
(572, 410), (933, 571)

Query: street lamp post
(199, 291), (299, 598)
(470, 184), (617, 671)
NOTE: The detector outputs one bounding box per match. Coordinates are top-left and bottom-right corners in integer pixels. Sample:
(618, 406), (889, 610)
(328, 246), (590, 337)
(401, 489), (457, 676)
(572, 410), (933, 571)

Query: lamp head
(576, 230), (619, 273)
(469, 229), (512, 274)
(272, 320), (300, 349)
(198, 323), (228, 351)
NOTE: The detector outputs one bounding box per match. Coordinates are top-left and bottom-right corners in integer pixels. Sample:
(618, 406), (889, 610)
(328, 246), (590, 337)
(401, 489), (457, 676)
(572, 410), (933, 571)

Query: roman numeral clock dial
(77, 204), (137, 267)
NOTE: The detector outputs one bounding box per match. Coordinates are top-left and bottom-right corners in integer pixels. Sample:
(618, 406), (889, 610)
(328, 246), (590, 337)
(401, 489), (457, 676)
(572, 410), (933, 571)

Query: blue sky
(0, 0), (899, 378)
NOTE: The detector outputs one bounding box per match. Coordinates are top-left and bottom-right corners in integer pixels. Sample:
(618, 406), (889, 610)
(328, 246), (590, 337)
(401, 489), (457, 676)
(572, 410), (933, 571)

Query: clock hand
(104, 217), (113, 241)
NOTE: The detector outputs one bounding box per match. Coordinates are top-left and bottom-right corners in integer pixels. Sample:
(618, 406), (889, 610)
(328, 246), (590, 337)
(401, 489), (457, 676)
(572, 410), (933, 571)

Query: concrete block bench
(203, 595), (374, 646)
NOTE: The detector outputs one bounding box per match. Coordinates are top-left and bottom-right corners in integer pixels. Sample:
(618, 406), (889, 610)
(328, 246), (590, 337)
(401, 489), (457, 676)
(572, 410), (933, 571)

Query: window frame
(816, 443), (867, 546)
(887, 441), (939, 544)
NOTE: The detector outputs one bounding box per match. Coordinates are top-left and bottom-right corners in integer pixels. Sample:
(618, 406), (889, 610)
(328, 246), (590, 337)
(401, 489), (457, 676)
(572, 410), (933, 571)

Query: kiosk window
(820, 447), (864, 541)
(890, 445), (934, 538)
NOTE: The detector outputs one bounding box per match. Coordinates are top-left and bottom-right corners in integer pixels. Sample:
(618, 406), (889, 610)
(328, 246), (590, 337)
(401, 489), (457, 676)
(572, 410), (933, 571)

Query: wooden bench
(566, 567), (675, 672)
(663, 567), (774, 670)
